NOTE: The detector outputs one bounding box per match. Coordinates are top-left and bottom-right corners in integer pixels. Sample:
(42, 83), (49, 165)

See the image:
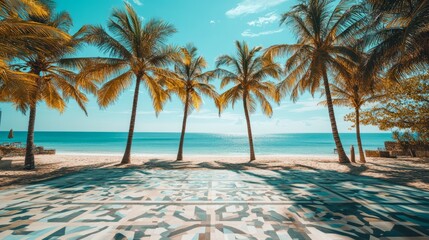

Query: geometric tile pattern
(1, 169), (429, 239)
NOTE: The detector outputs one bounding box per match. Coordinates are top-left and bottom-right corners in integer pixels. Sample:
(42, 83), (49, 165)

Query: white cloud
(132, 0), (142, 5)
(241, 28), (283, 37)
(210, 20), (216, 24)
(248, 12), (279, 27)
(226, 0), (287, 18)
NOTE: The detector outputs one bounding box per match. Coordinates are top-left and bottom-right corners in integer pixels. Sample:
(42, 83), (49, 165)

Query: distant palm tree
(169, 45), (218, 161)
(11, 6), (90, 170)
(320, 52), (384, 163)
(216, 41), (281, 161)
(366, 0), (429, 80)
(77, 3), (178, 164)
(265, 0), (367, 163)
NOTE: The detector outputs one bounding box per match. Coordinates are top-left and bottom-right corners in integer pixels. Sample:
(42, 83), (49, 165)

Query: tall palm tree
(168, 45), (218, 161)
(265, 0), (367, 163)
(320, 52), (384, 163)
(366, 0), (429, 80)
(11, 6), (90, 170)
(76, 3), (178, 164)
(216, 41), (281, 161)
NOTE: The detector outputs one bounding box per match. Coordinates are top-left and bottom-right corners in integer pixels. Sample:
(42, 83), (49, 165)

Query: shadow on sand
(16, 163), (429, 239)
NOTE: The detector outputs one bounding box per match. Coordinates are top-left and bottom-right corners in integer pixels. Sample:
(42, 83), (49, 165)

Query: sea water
(0, 132), (393, 156)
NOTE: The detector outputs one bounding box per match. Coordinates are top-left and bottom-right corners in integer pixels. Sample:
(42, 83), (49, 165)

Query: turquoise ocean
(0, 131), (393, 156)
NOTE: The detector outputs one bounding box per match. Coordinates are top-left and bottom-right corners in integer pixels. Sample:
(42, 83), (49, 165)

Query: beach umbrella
(8, 129), (13, 139)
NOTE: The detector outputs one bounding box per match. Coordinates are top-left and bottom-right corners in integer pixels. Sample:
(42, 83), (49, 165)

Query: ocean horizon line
(1, 131), (391, 135)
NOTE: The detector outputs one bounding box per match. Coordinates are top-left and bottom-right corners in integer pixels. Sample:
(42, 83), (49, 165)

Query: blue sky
(0, 0), (383, 134)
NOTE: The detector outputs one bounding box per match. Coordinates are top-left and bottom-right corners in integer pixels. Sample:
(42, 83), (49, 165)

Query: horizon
(0, 130), (389, 134)
(0, 0), (385, 134)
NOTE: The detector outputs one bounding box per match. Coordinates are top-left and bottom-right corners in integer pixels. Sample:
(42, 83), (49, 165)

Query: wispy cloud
(132, 0), (142, 5)
(241, 28), (283, 37)
(210, 20), (216, 24)
(248, 12), (279, 27)
(226, 0), (287, 18)
(124, 0), (142, 6)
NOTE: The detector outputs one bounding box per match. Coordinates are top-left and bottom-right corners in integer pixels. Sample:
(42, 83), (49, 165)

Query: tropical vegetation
(365, 0), (429, 81)
(355, 74), (429, 144)
(265, 0), (367, 163)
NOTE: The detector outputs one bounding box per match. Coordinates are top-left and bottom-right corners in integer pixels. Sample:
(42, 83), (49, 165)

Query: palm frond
(97, 71), (134, 108)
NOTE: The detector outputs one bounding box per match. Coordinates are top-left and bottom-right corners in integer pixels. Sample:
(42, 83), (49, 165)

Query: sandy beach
(0, 154), (428, 191)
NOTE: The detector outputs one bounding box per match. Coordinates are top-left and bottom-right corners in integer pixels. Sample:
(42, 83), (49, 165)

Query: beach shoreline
(54, 152), (340, 158)
(0, 154), (428, 191)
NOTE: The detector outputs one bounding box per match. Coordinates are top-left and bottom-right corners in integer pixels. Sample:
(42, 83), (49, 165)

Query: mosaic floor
(1, 169), (429, 239)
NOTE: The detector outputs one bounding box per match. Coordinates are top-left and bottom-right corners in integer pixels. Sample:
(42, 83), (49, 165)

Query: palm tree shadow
(139, 159), (196, 170)
(293, 163), (369, 175)
(197, 162), (223, 169)
(214, 160), (280, 170)
(238, 168), (429, 238)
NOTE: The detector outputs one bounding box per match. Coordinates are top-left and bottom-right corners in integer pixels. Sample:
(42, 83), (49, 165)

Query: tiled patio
(0, 169), (429, 239)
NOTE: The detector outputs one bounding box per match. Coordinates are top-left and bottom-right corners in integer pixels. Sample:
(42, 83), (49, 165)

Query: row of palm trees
(1, 0), (427, 169)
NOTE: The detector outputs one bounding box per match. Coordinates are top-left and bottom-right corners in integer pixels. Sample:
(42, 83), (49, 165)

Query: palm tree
(1, 0), (49, 17)
(320, 52), (384, 163)
(265, 0), (367, 163)
(366, 0), (429, 80)
(76, 3), (178, 164)
(11, 6), (90, 170)
(168, 45), (218, 161)
(216, 41), (281, 161)
(0, 0), (70, 62)
(0, 0), (71, 105)
(0, 61), (36, 107)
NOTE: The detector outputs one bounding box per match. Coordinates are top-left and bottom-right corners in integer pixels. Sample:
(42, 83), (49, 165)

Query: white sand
(0, 154), (428, 191)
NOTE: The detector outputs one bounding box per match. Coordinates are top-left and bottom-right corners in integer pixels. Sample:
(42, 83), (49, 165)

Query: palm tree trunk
(243, 93), (256, 161)
(355, 107), (366, 163)
(24, 104), (36, 170)
(176, 91), (190, 161)
(24, 70), (40, 170)
(121, 76), (142, 164)
(322, 72), (350, 163)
